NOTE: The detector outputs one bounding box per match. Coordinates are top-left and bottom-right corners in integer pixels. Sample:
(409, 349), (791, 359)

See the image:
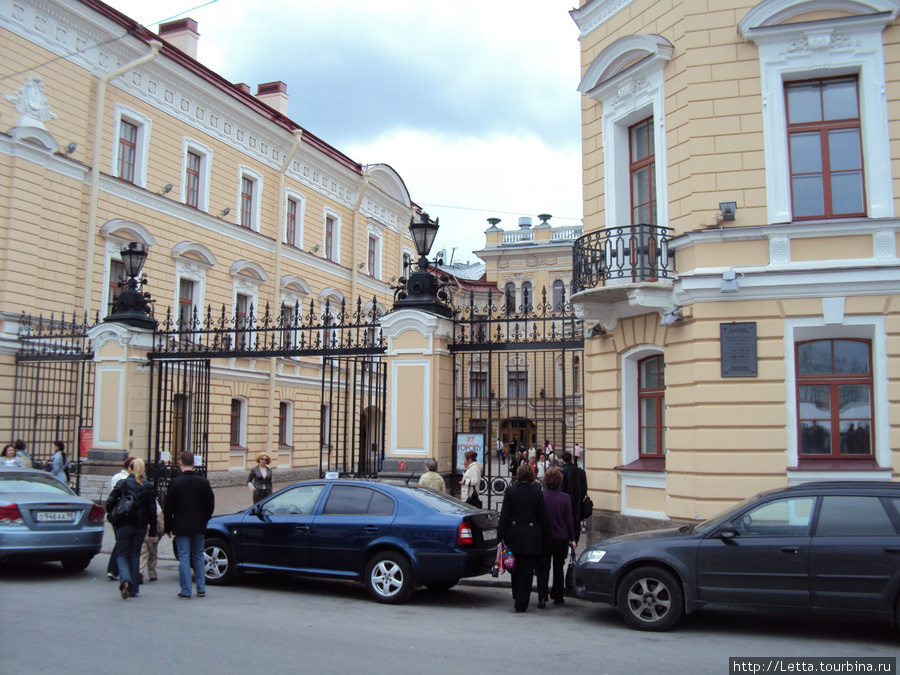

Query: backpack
(108, 493), (137, 527)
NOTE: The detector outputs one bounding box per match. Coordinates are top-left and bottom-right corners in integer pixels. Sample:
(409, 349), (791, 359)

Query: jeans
(114, 524), (145, 595)
(175, 533), (206, 597)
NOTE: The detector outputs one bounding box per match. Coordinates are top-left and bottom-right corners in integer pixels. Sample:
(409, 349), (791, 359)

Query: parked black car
(574, 481), (900, 631)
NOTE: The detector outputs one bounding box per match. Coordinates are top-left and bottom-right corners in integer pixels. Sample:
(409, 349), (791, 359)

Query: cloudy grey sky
(105, 0), (585, 264)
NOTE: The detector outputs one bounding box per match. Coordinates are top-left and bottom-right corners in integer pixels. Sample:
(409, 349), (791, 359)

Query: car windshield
(406, 486), (479, 514)
(0, 473), (74, 496)
(692, 493), (760, 534)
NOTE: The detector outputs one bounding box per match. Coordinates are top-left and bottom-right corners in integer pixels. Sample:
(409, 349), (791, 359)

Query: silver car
(0, 468), (105, 570)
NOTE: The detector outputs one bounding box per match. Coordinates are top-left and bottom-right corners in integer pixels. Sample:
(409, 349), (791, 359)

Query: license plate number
(483, 529), (497, 541)
(36, 511), (76, 523)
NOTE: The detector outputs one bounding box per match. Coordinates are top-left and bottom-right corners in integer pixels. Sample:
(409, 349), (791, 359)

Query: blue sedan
(203, 479), (499, 603)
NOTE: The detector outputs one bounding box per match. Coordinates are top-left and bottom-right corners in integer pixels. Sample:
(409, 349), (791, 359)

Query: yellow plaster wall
(791, 235), (874, 262)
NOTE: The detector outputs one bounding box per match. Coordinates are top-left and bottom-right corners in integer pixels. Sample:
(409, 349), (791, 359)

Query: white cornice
(0, 133), (87, 182)
(670, 218), (900, 249)
(738, 0), (900, 37)
(570, 0), (638, 37)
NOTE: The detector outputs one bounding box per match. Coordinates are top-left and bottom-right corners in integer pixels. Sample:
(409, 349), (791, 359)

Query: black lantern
(104, 242), (157, 329)
(392, 212), (452, 317)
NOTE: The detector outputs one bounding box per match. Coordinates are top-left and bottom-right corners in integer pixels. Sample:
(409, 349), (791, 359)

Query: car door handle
(364, 525), (379, 533)
(885, 547), (900, 555)
(295, 525), (309, 533)
(781, 546), (800, 555)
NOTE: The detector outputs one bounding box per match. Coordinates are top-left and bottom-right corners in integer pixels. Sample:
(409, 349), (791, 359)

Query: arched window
(553, 280), (566, 311)
(522, 282), (533, 311)
(504, 283), (516, 313)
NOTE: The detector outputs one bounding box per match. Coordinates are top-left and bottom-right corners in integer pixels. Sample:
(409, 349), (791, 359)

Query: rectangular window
(638, 355), (665, 457)
(117, 120), (137, 183)
(240, 177), (254, 229)
(508, 370), (528, 398)
(629, 117), (656, 225)
(172, 394), (188, 456)
(286, 198), (298, 246)
(469, 371), (488, 398)
(185, 151), (201, 208)
(281, 302), (294, 350)
(325, 216), (335, 261)
(108, 260), (125, 315)
(230, 399), (242, 447)
(786, 77), (865, 219)
(278, 402), (289, 446)
(235, 293), (249, 349)
(797, 339), (873, 458)
(368, 236), (376, 276)
(178, 278), (194, 329)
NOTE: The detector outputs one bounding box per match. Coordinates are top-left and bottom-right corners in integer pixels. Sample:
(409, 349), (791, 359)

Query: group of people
(105, 451), (215, 601)
(2, 439), (70, 484)
(498, 451), (588, 613)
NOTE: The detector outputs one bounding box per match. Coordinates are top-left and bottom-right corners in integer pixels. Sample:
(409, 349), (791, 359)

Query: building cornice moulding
(670, 218), (900, 249)
(0, 133), (88, 182)
(570, 0), (637, 37)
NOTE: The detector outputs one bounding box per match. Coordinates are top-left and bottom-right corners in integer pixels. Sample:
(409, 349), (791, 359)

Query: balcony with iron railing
(572, 224), (675, 294)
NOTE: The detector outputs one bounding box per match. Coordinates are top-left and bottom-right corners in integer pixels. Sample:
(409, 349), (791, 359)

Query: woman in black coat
(106, 458), (158, 599)
(498, 463), (550, 613)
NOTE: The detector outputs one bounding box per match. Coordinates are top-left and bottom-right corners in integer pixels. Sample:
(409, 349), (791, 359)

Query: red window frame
(240, 177), (254, 228)
(638, 355), (665, 457)
(117, 120), (137, 183)
(185, 151), (201, 208)
(108, 260), (125, 315)
(629, 117), (656, 226)
(325, 216), (335, 260)
(796, 338), (873, 458)
(368, 236), (376, 276)
(786, 77), (865, 220)
(178, 278), (194, 329)
(286, 198), (297, 246)
(278, 402), (289, 446)
(230, 399), (242, 447)
(235, 294), (249, 349)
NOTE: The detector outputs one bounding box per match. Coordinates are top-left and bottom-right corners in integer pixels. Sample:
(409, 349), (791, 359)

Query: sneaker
(177, 593), (191, 599)
(107, 572), (118, 581)
(197, 591), (206, 598)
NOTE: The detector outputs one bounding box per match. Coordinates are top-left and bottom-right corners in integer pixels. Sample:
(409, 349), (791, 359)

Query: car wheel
(424, 578), (459, 592)
(61, 554), (92, 572)
(204, 537), (235, 585)
(616, 566), (684, 631)
(364, 552), (414, 604)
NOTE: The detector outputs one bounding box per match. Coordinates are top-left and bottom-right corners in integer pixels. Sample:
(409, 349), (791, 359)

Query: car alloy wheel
(364, 552), (413, 604)
(204, 537), (235, 585)
(616, 566), (684, 631)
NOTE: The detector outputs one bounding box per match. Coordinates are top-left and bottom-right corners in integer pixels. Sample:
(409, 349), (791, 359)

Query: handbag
(107, 493), (136, 527)
(465, 489), (483, 509)
(565, 546), (576, 591)
(580, 494), (594, 521)
(501, 545), (515, 571)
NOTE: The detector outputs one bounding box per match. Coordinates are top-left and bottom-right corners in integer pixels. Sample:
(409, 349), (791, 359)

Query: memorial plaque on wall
(720, 322), (758, 377)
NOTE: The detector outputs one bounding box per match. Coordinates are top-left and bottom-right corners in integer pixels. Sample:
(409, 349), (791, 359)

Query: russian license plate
(36, 511), (76, 523)
(483, 529), (497, 541)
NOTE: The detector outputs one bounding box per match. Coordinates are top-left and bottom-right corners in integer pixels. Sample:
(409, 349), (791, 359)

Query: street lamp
(104, 242), (157, 329)
(392, 212), (452, 317)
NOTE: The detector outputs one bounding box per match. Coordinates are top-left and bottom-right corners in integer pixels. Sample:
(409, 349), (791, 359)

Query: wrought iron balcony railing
(572, 224), (675, 293)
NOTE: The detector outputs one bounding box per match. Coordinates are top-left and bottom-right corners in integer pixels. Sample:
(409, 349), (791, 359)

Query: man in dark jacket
(164, 451), (215, 599)
(560, 451), (588, 545)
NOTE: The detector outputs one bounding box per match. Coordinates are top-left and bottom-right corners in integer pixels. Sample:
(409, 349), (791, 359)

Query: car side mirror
(719, 522), (738, 539)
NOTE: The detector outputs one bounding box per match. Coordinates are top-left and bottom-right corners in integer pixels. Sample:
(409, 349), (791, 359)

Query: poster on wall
(455, 432), (484, 470)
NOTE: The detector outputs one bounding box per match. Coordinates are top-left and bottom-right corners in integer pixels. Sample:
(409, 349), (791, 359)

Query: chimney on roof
(158, 18), (199, 60)
(256, 81), (289, 115)
(518, 217), (533, 229)
(235, 83), (251, 94)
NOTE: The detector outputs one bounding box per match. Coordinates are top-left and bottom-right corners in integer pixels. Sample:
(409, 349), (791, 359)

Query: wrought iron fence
(152, 297), (386, 358)
(572, 223), (674, 293)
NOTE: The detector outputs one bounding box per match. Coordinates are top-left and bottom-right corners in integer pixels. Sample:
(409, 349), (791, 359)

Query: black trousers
(537, 539), (569, 602)
(510, 552), (540, 612)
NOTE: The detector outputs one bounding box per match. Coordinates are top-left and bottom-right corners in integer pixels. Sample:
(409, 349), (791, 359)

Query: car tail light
(88, 504), (105, 523)
(457, 521), (474, 546)
(0, 503), (24, 525)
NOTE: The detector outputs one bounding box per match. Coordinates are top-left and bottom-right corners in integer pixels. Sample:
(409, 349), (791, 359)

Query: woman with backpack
(49, 440), (69, 484)
(106, 458), (158, 600)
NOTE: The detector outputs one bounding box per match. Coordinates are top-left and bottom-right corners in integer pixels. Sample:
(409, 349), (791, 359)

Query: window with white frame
(107, 259), (125, 315)
(578, 35), (672, 232)
(278, 401), (293, 447)
(177, 278), (195, 329)
(324, 211), (340, 263)
(237, 166), (263, 231)
(112, 104), (151, 188)
(173, 255), (210, 339)
(402, 251), (413, 278)
(285, 191), (305, 248)
(738, 5), (895, 223)
(621, 345), (666, 470)
(182, 139), (212, 211)
(230, 398), (246, 448)
(367, 232), (382, 278)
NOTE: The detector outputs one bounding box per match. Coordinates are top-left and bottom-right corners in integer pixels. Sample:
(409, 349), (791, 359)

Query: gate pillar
(379, 309), (455, 479)
(83, 322), (154, 465)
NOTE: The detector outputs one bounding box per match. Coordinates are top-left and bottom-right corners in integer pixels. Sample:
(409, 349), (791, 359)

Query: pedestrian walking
(536, 467), (576, 607)
(2, 444), (24, 468)
(247, 452), (273, 504)
(498, 463), (549, 613)
(560, 451), (588, 546)
(164, 451), (215, 599)
(13, 439), (32, 468)
(49, 440), (69, 484)
(106, 458), (158, 599)
(418, 460), (446, 492)
(140, 499), (165, 583)
(106, 457), (135, 581)
(459, 450), (482, 507)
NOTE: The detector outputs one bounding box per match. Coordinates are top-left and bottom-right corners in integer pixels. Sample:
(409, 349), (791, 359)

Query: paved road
(3, 554), (897, 675)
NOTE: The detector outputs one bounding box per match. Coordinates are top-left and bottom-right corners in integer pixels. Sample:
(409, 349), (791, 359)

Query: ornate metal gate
(13, 312), (96, 494)
(451, 288), (584, 510)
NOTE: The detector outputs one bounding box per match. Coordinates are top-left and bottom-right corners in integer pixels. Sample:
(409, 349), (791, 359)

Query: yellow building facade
(571, 0), (900, 532)
(0, 0), (418, 478)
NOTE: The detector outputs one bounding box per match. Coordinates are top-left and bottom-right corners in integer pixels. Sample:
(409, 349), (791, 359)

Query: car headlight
(581, 549), (606, 563)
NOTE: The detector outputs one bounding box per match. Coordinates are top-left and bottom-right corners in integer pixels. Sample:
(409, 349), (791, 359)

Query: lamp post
(392, 212), (452, 317)
(104, 242), (157, 329)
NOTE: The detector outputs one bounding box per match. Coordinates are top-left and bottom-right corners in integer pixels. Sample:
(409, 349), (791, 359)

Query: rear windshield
(0, 473), (74, 495)
(406, 486), (478, 514)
